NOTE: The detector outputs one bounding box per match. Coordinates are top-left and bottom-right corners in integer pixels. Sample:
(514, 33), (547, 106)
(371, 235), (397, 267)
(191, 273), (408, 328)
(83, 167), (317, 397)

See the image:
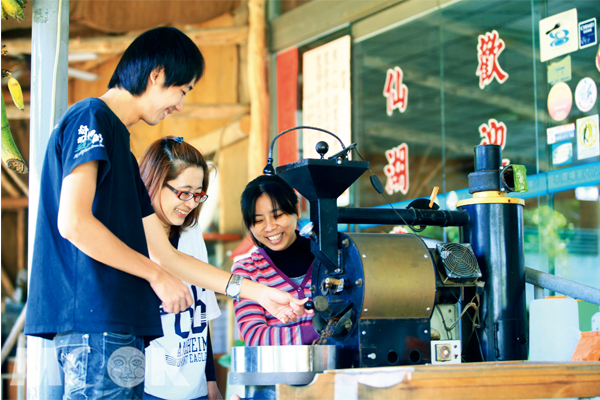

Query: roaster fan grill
(436, 243), (481, 279)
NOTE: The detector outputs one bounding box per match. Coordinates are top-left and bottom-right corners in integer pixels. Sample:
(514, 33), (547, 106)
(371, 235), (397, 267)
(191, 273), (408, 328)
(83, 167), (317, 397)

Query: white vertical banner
(302, 35), (352, 159)
(302, 35), (352, 206)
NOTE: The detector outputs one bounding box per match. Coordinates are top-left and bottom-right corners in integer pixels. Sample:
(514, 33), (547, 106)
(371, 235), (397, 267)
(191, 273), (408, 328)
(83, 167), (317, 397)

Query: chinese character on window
(476, 30), (509, 89)
(383, 67), (408, 116)
(383, 143), (409, 195)
(479, 118), (510, 165)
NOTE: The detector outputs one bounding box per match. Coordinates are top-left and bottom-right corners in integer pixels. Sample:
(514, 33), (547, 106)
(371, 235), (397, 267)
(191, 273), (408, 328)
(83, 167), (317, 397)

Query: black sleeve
(205, 327), (216, 382)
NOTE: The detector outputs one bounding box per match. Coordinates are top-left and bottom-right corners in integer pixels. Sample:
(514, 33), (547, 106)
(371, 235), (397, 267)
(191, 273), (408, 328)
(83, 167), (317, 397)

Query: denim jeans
(54, 332), (145, 400)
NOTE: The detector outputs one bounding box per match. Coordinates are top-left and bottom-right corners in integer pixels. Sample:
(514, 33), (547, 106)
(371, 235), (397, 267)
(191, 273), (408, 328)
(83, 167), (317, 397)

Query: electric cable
(353, 147), (426, 234)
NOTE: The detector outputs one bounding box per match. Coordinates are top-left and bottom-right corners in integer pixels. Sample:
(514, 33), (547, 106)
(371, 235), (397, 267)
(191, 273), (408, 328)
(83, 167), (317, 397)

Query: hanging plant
(1, 0), (29, 173)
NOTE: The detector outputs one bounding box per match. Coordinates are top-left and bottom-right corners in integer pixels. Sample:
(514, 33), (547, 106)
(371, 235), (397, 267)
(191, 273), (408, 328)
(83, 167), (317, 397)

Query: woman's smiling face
(250, 193), (299, 251)
(156, 166), (204, 229)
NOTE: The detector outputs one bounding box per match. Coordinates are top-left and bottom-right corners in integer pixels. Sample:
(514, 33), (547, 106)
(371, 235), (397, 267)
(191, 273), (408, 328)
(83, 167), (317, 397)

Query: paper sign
(547, 123), (575, 145)
(302, 35), (352, 206)
(302, 35), (351, 160)
(539, 9), (579, 62)
(579, 18), (597, 49)
(576, 114), (600, 160)
(547, 56), (571, 85)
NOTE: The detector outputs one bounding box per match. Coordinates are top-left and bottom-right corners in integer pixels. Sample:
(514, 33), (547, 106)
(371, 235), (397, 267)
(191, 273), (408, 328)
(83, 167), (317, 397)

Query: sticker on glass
(539, 9), (579, 62)
(576, 114), (599, 160)
(575, 77), (597, 112)
(383, 143), (409, 195)
(579, 18), (597, 49)
(476, 30), (509, 89)
(547, 82), (573, 121)
(552, 142), (573, 166)
(547, 56), (571, 85)
(547, 123), (575, 145)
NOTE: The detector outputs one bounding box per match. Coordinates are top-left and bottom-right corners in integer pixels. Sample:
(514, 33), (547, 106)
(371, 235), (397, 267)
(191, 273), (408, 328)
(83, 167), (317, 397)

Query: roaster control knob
(312, 295), (330, 312)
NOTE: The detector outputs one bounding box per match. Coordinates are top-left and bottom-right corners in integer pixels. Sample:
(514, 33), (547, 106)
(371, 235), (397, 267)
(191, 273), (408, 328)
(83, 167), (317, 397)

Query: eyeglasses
(164, 183), (209, 203)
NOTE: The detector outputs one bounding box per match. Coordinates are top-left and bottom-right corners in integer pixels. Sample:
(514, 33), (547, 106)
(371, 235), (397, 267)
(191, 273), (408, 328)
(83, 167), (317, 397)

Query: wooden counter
(276, 361), (600, 399)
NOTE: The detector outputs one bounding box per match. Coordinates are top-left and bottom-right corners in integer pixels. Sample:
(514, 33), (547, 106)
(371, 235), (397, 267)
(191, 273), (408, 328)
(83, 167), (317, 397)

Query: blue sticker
(547, 123), (575, 144)
(580, 18), (597, 49)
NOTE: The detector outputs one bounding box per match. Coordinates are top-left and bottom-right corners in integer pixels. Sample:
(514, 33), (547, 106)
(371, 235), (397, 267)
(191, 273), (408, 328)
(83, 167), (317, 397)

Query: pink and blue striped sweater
(232, 248), (319, 346)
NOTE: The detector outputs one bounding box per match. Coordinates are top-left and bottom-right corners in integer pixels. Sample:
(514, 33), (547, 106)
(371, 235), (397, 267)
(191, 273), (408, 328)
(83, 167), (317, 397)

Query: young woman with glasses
(139, 136), (222, 400)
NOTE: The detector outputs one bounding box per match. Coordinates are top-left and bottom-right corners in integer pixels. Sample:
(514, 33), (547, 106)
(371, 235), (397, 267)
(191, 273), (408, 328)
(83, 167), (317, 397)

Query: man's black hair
(108, 27), (205, 96)
(241, 175), (299, 248)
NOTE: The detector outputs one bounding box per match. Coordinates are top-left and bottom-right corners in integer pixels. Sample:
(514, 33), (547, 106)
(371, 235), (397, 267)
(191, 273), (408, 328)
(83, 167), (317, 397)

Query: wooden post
(17, 208), (25, 273)
(247, 0), (269, 181)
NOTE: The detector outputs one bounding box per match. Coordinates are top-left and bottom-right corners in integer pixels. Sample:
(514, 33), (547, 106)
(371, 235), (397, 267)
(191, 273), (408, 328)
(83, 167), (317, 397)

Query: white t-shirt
(145, 223), (221, 399)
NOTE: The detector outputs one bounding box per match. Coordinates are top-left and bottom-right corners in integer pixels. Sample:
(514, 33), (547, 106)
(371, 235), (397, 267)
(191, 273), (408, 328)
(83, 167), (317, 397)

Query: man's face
(141, 70), (194, 126)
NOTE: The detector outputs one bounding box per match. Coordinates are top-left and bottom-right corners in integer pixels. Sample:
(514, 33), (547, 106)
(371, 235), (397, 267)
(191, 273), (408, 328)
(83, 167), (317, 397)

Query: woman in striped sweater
(232, 175), (319, 346)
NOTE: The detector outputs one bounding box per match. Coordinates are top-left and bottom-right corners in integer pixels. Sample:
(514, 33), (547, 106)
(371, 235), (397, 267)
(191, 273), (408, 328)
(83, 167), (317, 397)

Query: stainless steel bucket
(229, 345), (338, 386)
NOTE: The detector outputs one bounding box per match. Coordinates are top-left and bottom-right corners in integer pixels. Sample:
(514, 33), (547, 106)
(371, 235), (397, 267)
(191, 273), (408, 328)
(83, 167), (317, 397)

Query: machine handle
(304, 296), (330, 313)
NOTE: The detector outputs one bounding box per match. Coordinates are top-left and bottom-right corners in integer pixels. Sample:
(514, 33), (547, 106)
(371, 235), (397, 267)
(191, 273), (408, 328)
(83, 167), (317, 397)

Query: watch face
(227, 285), (241, 297)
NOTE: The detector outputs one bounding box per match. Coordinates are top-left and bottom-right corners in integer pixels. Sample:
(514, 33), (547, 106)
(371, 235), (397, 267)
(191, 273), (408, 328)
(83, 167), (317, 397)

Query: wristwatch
(226, 274), (243, 301)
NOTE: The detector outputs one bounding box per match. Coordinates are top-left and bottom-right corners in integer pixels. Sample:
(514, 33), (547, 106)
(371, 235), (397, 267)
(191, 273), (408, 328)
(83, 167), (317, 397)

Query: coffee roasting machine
(231, 134), (529, 395)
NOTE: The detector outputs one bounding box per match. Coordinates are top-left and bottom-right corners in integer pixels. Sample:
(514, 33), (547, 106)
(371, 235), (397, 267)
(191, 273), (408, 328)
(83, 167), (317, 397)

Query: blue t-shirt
(24, 98), (163, 340)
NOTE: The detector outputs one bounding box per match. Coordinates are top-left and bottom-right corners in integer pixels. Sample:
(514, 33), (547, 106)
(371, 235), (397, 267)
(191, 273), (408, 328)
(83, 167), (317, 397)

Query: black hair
(108, 27), (205, 96)
(241, 175), (299, 247)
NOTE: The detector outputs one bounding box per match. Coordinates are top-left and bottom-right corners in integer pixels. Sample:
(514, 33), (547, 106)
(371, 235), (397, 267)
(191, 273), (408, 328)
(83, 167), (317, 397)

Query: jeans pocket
(54, 333), (90, 394)
(103, 332), (136, 345)
(104, 333), (145, 390)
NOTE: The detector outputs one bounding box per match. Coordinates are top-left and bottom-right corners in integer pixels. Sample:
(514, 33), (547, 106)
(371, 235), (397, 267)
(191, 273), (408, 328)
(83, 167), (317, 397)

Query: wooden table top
(276, 361), (600, 399)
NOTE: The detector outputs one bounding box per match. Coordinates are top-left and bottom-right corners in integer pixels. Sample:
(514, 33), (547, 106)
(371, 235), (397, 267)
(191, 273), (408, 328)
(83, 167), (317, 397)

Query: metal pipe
(336, 207), (470, 227)
(525, 267), (600, 306)
(28, 0), (70, 398)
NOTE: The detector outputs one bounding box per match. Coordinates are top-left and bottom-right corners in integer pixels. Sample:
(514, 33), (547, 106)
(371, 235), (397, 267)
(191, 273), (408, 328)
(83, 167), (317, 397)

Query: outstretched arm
(143, 214), (306, 322)
(57, 161), (193, 313)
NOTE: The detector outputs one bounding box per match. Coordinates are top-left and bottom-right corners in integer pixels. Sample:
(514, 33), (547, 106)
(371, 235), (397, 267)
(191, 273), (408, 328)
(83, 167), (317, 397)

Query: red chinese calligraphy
(383, 67), (408, 116)
(479, 119), (510, 165)
(476, 30), (509, 89)
(384, 143), (409, 195)
(479, 118), (507, 149)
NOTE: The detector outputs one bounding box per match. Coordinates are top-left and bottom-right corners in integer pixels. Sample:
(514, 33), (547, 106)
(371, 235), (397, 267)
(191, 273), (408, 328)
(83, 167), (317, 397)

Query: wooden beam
(1, 266), (15, 299)
(17, 209), (25, 273)
(1, 163), (28, 197)
(247, 0), (269, 181)
(172, 104), (250, 119)
(3, 26), (249, 56)
(6, 103), (249, 121)
(1, 197), (28, 210)
(4, 103), (29, 120)
(1, 171), (21, 198)
(188, 115), (250, 155)
(271, 0), (402, 52)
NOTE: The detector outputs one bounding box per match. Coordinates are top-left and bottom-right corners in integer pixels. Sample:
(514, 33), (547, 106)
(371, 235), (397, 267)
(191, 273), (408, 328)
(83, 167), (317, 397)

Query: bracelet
(225, 274), (234, 293)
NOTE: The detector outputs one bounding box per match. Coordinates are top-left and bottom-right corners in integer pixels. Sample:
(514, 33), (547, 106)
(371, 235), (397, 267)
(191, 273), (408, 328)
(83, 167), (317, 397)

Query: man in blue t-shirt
(24, 27), (307, 400)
